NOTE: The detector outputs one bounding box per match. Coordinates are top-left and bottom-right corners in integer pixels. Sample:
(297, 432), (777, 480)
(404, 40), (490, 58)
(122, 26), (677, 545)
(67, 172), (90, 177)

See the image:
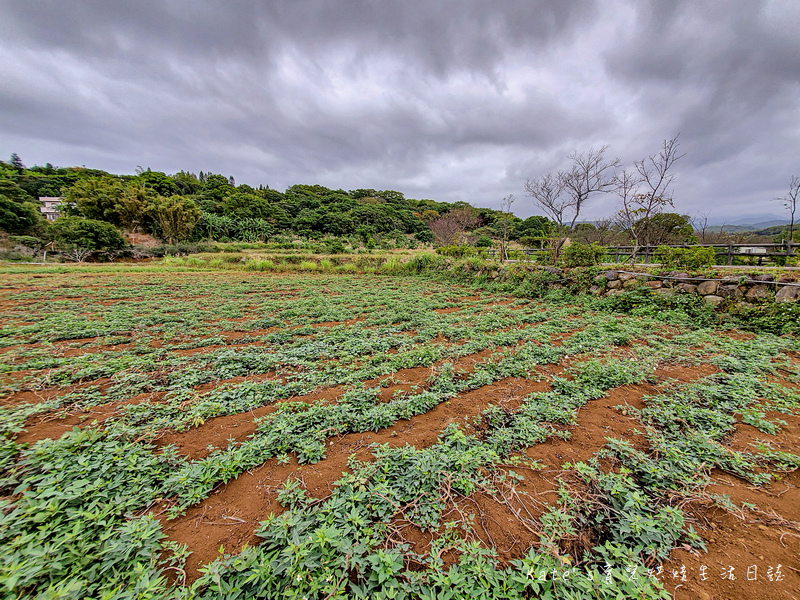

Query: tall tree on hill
(9, 153), (25, 172)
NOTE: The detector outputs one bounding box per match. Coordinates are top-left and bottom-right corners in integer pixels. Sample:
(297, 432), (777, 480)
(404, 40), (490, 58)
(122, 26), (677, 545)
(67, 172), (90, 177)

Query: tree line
(1, 147), (797, 262)
(0, 157), (509, 255)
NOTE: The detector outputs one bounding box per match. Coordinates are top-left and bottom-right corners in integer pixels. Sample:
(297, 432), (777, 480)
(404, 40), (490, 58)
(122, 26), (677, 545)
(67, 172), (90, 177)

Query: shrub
(335, 262), (357, 273)
(435, 245), (476, 258)
(404, 252), (444, 273)
(51, 217), (125, 252)
(148, 242), (215, 257)
(561, 242), (605, 267)
(9, 235), (43, 250)
(593, 287), (716, 328)
(728, 302), (800, 335)
(323, 239), (346, 254)
(475, 236), (493, 248)
(656, 245), (716, 269)
(0, 250), (29, 262)
(245, 259), (276, 272)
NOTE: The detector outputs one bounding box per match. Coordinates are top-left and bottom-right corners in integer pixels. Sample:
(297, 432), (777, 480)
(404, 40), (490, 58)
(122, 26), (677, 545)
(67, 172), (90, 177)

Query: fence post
(615, 247), (620, 263)
(727, 244), (733, 266)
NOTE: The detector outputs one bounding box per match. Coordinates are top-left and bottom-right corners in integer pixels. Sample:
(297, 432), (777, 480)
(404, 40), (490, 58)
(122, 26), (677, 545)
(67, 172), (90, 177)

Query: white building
(38, 197), (63, 221)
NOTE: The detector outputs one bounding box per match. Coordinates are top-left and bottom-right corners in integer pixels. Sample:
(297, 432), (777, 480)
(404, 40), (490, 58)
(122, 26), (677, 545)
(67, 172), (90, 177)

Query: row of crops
(0, 268), (799, 598)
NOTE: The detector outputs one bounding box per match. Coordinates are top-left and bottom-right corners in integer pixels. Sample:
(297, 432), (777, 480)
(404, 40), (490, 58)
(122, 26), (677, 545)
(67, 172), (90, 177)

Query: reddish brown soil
(160, 363), (726, 583)
(15, 400), (120, 445)
(663, 499), (800, 600)
(3, 270), (800, 599)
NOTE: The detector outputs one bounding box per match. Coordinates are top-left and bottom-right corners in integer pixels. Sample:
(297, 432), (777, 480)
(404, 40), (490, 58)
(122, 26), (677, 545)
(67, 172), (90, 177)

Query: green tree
(322, 212), (356, 235)
(115, 183), (154, 232)
(147, 195), (201, 243)
(51, 216), (126, 261)
(637, 212), (695, 246)
(65, 177), (126, 224)
(9, 153), (25, 172)
(420, 209), (440, 224)
(221, 191), (274, 220)
(135, 171), (179, 197)
(0, 194), (46, 235)
(0, 179), (36, 204)
(171, 170), (202, 195)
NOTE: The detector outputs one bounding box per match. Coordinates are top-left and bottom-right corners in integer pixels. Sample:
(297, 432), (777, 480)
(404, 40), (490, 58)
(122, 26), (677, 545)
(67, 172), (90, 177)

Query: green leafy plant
(655, 245), (716, 269)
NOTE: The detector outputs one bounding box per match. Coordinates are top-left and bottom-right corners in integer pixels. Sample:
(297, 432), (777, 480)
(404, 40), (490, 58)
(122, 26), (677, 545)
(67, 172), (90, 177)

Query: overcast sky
(2, 1), (799, 222)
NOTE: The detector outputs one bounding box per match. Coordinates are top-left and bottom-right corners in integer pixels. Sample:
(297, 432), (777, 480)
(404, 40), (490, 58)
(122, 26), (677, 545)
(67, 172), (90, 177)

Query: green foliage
(560, 242), (605, 267)
(3, 267), (798, 599)
(65, 176), (126, 224)
(50, 216), (126, 252)
(656, 245), (716, 269)
(323, 238), (346, 253)
(8, 235), (43, 250)
(566, 460), (703, 562)
(0, 429), (180, 598)
(639, 213), (696, 246)
(0, 193), (46, 235)
(592, 286), (716, 328)
(403, 252), (445, 273)
(436, 245), (477, 258)
(0, 179), (37, 204)
(728, 301), (800, 335)
(147, 195), (201, 244)
(196, 429), (668, 600)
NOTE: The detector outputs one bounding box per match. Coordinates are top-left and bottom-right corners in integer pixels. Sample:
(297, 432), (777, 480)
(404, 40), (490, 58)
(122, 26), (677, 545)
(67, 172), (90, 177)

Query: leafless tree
(775, 175), (799, 242)
(62, 246), (93, 262)
(691, 211), (711, 244)
(498, 194), (515, 262)
(614, 135), (684, 262)
(594, 217), (624, 246)
(525, 146), (619, 261)
(429, 208), (479, 246)
(449, 207), (480, 231)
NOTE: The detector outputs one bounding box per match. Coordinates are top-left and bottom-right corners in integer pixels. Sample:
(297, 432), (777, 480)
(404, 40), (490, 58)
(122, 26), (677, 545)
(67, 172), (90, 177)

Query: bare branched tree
(498, 194), (515, 262)
(429, 208), (478, 246)
(691, 211), (711, 244)
(449, 207), (480, 232)
(775, 175), (799, 242)
(62, 246), (93, 263)
(525, 146), (619, 261)
(592, 217), (621, 246)
(614, 135), (684, 262)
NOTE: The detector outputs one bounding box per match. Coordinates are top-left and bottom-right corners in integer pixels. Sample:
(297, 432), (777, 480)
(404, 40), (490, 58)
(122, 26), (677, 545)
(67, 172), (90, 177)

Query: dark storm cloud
(1, 0), (799, 220)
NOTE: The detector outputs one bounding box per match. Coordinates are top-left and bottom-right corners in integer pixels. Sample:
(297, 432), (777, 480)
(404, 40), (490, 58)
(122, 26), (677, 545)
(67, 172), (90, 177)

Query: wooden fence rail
(485, 242), (797, 265)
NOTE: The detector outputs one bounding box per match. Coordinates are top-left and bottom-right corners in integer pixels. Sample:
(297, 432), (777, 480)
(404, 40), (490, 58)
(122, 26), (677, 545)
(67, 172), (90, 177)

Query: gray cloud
(1, 0), (798, 221)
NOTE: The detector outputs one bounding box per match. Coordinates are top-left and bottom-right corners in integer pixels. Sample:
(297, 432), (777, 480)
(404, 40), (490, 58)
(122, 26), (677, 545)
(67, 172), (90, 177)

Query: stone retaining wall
(589, 270), (800, 305)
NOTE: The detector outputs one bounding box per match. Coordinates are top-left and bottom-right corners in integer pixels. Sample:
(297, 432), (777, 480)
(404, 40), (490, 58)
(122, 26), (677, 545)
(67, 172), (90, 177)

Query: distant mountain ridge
(706, 213), (788, 228)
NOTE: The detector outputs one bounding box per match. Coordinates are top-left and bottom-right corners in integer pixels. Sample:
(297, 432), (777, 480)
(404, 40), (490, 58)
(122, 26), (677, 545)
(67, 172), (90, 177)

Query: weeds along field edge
(0, 264), (799, 599)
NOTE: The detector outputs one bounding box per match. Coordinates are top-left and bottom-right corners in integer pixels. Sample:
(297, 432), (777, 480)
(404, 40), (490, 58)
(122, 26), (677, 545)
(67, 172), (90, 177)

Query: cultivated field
(1, 265), (799, 599)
